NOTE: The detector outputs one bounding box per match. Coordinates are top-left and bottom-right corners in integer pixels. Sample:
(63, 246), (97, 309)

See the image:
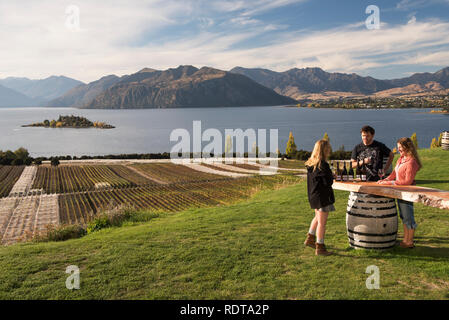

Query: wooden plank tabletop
(332, 181), (449, 210)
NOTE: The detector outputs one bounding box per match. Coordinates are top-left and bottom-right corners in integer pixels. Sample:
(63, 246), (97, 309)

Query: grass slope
(0, 149), (448, 299)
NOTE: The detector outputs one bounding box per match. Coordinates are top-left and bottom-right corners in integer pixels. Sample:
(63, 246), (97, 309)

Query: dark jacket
(306, 160), (335, 209)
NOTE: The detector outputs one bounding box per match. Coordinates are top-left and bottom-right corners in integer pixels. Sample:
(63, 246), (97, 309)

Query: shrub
(86, 205), (135, 234)
(87, 215), (111, 233)
(329, 146), (352, 160)
(295, 150), (312, 160)
(410, 132), (418, 149)
(430, 138), (439, 149)
(33, 224), (87, 242)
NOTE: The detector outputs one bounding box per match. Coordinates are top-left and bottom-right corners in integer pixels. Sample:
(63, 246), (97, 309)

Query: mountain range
(0, 76), (84, 107)
(229, 66), (449, 100)
(1, 66), (449, 108)
(82, 65), (296, 109)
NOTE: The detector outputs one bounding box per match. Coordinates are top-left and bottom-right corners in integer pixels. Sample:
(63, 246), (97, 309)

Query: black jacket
(306, 161), (335, 209)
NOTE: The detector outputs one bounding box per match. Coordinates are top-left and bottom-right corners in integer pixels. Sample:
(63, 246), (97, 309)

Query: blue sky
(1, 0), (449, 82)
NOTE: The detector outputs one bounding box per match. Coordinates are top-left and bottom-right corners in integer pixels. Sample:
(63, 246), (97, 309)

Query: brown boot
(304, 233), (316, 248)
(315, 243), (332, 256)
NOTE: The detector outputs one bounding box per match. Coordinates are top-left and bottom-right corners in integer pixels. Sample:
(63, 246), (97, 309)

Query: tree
(285, 131), (298, 158)
(323, 132), (330, 142)
(224, 135), (233, 155)
(43, 119), (50, 127)
(12, 158), (23, 166)
(51, 158), (60, 167)
(410, 133), (418, 149)
(14, 147), (29, 162)
(438, 132), (443, 147)
(430, 138), (439, 149)
(0, 150), (16, 165)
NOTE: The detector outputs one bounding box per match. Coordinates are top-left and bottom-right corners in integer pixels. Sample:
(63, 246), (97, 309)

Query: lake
(0, 106), (447, 157)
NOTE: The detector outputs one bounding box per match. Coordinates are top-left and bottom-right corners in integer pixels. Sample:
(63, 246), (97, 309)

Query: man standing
(351, 126), (394, 181)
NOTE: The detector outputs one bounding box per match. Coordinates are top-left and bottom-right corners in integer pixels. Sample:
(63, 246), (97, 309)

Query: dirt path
(9, 166), (37, 196)
(243, 161), (307, 173)
(183, 163), (251, 178)
(125, 165), (169, 185)
(209, 162), (275, 175)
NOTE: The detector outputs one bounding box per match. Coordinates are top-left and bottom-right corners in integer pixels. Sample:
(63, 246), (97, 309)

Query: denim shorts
(397, 199), (417, 229)
(317, 204), (335, 213)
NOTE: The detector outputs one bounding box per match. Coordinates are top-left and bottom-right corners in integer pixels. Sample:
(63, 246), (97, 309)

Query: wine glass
(378, 168), (384, 180)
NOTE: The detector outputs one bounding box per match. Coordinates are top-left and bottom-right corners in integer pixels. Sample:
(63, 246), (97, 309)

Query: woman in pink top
(378, 137), (422, 248)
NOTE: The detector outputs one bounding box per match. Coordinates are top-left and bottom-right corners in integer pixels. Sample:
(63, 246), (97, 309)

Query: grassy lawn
(0, 149), (448, 299)
(276, 159), (306, 169)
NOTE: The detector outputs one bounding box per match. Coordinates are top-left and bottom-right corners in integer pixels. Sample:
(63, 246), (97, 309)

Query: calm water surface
(0, 106), (447, 157)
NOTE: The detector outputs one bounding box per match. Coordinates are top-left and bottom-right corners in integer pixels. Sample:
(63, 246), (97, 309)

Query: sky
(1, 0), (449, 83)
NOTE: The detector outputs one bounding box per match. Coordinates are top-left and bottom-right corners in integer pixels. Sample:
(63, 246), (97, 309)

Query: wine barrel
(442, 131), (449, 150)
(346, 192), (398, 249)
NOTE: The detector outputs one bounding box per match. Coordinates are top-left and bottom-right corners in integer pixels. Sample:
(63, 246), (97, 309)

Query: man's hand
(363, 157), (371, 165)
(352, 157), (372, 169)
(377, 180), (392, 185)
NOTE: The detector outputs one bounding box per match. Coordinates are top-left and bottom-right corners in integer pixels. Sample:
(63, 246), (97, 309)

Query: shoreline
(21, 125), (115, 129)
(283, 105), (449, 111)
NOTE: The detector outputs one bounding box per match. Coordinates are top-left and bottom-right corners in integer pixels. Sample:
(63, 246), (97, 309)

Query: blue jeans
(397, 199), (417, 229)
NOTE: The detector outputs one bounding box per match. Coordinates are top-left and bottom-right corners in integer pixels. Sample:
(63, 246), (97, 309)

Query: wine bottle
(336, 161), (341, 181)
(356, 162), (361, 181)
(361, 163), (367, 181)
(342, 161), (348, 181)
(330, 160), (334, 179)
(348, 162), (354, 182)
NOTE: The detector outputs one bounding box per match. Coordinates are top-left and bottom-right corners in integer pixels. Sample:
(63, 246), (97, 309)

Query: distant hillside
(84, 65), (296, 109)
(373, 81), (449, 98)
(387, 67), (449, 88)
(47, 75), (122, 107)
(230, 66), (449, 100)
(0, 76), (84, 104)
(0, 84), (35, 107)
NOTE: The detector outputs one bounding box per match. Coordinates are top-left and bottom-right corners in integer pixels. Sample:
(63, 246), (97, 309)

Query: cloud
(398, 50), (449, 65)
(0, 0), (448, 82)
(210, 0), (306, 16)
(396, 0), (449, 10)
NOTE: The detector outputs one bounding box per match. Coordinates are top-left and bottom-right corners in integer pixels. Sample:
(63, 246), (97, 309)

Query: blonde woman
(378, 137), (422, 248)
(304, 139), (335, 256)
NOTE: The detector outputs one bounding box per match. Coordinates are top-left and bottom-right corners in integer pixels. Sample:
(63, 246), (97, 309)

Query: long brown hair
(305, 139), (332, 171)
(397, 137), (422, 169)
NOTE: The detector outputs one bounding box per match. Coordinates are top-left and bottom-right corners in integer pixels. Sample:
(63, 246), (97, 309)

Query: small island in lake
(22, 115), (115, 129)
